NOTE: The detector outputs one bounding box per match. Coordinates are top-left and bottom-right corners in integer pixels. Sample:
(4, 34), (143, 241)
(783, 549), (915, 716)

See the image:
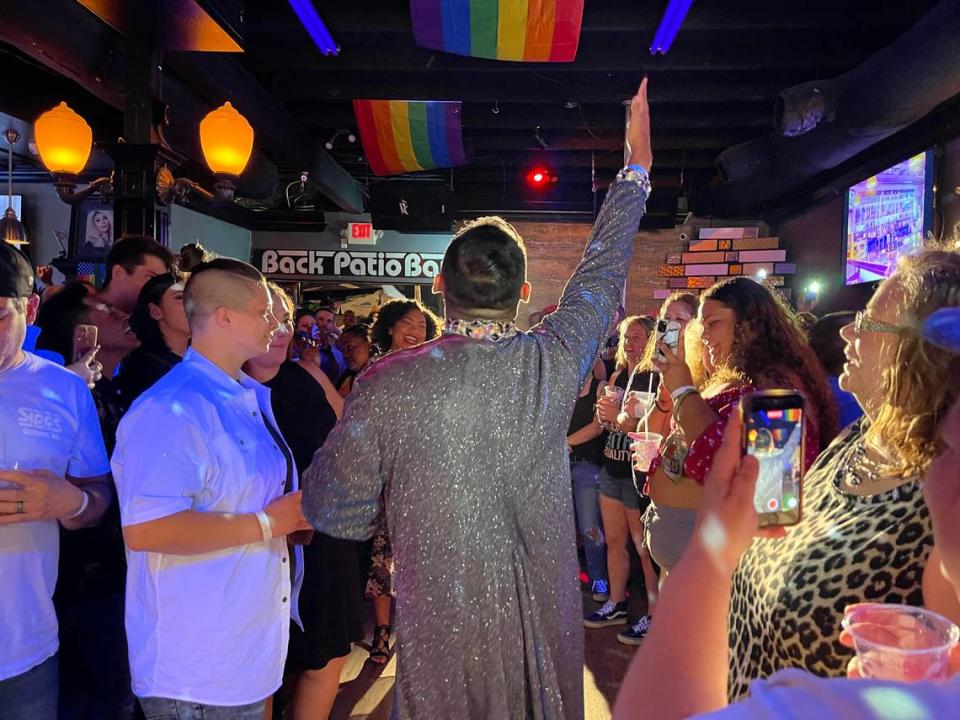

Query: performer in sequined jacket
(302, 79), (653, 720)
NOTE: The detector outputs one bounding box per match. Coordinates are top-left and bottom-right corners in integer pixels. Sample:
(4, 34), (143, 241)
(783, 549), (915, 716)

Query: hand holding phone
(740, 390), (806, 528)
(654, 319), (682, 363)
(72, 324), (98, 365)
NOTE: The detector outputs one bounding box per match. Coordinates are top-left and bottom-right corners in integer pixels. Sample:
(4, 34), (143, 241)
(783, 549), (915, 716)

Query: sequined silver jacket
(303, 176), (648, 719)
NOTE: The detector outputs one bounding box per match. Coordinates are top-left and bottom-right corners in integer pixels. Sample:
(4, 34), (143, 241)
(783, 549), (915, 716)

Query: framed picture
(71, 197), (115, 261)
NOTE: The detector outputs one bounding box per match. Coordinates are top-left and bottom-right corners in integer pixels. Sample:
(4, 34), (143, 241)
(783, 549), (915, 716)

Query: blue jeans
(138, 697), (266, 720)
(0, 654), (58, 720)
(570, 459), (607, 583)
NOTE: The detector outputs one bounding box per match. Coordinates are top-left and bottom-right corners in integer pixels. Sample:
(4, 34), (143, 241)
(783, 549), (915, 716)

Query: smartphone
(72, 324), (98, 364)
(654, 319), (682, 362)
(740, 390), (806, 528)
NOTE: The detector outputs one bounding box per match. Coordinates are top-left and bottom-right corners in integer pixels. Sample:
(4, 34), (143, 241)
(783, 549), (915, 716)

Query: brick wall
(513, 220), (686, 328)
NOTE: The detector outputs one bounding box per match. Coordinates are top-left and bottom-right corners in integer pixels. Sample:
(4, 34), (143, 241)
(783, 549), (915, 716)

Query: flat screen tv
(844, 150), (933, 286)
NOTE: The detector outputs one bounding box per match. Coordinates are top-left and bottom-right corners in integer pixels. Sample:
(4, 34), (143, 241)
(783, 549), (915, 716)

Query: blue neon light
(650, 0), (694, 55)
(287, 0), (340, 57)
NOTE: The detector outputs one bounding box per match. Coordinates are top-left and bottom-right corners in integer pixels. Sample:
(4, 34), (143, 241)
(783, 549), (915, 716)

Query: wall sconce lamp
(34, 101), (254, 206)
(33, 102), (112, 204)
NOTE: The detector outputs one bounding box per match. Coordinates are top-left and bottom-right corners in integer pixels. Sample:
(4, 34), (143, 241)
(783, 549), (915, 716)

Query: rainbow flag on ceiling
(353, 100), (467, 177)
(409, 0), (585, 62)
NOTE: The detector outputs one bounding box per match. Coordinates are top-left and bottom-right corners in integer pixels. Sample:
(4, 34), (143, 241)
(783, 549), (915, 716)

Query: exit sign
(347, 222), (377, 245)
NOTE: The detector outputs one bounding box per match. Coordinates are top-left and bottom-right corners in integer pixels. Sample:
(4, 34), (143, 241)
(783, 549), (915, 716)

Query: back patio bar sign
(253, 249), (445, 283)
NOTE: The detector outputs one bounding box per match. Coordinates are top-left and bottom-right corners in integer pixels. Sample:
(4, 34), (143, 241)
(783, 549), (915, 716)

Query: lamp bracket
(53, 174), (113, 205)
(156, 165), (237, 205)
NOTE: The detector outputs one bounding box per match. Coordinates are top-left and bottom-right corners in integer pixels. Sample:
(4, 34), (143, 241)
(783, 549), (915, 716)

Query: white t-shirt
(0, 352), (110, 681)
(112, 348), (299, 706)
(695, 669), (960, 719)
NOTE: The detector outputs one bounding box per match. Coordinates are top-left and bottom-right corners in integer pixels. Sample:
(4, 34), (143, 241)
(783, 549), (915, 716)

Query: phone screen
(72, 324), (98, 364)
(655, 320), (681, 361)
(743, 392), (805, 527)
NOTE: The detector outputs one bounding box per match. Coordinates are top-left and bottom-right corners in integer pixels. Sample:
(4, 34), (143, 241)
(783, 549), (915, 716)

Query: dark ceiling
(237, 0), (941, 222)
(0, 0), (947, 226)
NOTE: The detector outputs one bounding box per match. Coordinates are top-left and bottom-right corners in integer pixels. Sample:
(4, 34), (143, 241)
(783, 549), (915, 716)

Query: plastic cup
(842, 604), (959, 682)
(628, 432), (663, 473)
(603, 384), (625, 402)
(627, 390), (656, 418)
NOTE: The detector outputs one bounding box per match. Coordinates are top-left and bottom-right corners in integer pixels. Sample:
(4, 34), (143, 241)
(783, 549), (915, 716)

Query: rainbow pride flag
(353, 100), (467, 176)
(409, 0), (585, 62)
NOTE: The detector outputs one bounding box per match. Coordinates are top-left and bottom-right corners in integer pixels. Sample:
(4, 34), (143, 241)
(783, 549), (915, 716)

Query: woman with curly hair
(362, 298), (440, 664)
(645, 277), (838, 582)
(369, 298), (440, 355)
(726, 249), (960, 699)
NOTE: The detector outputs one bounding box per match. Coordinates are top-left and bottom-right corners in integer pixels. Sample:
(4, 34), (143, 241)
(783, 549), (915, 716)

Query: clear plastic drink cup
(842, 604), (959, 682)
(628, 432), (663, 473)
(627, 390), (656, 418)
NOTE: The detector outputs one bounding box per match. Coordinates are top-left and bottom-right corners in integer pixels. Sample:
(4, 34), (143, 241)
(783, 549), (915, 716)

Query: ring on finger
(15, 500), (24, 513)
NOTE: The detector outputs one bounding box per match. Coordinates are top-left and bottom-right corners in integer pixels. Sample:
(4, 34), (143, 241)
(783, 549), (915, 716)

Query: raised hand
(66, 346), (103, 389)
(626, 77), (653, 170)
(695, 413), (785, 574)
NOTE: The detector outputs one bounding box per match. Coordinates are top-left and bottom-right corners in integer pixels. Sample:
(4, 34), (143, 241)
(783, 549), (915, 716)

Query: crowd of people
(2, 78), (960, 720)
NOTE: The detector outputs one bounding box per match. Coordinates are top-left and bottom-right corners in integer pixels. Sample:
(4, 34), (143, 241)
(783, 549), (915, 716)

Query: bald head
(183, 259), (266, 332)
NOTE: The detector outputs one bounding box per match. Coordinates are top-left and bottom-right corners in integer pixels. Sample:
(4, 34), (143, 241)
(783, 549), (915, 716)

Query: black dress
(264, 361), (364, 672)
(114, 345), (181, 412)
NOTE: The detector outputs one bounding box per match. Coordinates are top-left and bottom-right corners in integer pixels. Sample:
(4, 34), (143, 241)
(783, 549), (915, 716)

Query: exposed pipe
(703, 0), (960, 215)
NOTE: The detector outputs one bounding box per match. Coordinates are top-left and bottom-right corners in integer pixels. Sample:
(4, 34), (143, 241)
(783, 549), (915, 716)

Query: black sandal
(369, 624), (391, 665)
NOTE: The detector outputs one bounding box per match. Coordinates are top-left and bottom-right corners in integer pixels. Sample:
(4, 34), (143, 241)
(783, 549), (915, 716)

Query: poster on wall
(253, 248), (445, 284)
(71, 197), (114, 261)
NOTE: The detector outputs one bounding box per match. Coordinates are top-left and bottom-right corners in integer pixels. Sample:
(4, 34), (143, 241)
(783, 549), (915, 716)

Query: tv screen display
(844, 151), (932, 286)
(0, 195), (21, 217)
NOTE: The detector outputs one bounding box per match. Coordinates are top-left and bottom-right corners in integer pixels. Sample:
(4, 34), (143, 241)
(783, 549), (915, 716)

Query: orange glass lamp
(157, 101), (253, 204)
(34, 102), (112, 204)
(200, 102), (253, 176)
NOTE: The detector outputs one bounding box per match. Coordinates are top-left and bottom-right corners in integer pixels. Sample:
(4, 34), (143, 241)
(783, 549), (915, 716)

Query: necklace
(443, 318), (519, 342)
(836, 434), (890, 487)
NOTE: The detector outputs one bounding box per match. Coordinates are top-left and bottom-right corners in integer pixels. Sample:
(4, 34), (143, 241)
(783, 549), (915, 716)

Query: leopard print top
(727, 418), (934, 700)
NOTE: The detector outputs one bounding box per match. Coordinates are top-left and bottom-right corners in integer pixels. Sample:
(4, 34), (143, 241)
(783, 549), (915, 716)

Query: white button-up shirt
(0, 352), (110, 682)
(112, 348), (302, 706)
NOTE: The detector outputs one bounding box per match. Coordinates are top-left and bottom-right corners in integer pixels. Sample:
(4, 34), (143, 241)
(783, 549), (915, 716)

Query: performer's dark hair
(442, 217), (527, 313)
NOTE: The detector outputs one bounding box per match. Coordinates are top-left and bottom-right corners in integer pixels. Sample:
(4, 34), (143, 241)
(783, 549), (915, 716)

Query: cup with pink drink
(842, 604), (959, 682)
(628, 432), (663, 473)
(599, 384), (625, 431)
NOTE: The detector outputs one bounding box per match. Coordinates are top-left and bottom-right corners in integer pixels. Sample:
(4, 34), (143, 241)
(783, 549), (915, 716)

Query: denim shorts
(598, 467), (642, 510)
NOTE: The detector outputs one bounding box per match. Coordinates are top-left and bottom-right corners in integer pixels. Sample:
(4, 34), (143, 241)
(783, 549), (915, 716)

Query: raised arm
(541, 79), (653, 383)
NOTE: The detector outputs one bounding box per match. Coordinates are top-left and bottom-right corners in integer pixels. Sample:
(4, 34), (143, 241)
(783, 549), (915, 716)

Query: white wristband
(66, 490), (89, 520)
(255, 510), (273, 542)
(670, 385), (696, 401)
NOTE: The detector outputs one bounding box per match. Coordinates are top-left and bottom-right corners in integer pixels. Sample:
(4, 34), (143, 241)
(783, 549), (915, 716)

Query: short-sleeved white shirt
(0, 351), (110, 681)
(112, 348), (301, 706)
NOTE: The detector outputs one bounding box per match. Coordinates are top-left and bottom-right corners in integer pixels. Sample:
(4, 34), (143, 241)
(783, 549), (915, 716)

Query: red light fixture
(526, 167), (552, 187)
